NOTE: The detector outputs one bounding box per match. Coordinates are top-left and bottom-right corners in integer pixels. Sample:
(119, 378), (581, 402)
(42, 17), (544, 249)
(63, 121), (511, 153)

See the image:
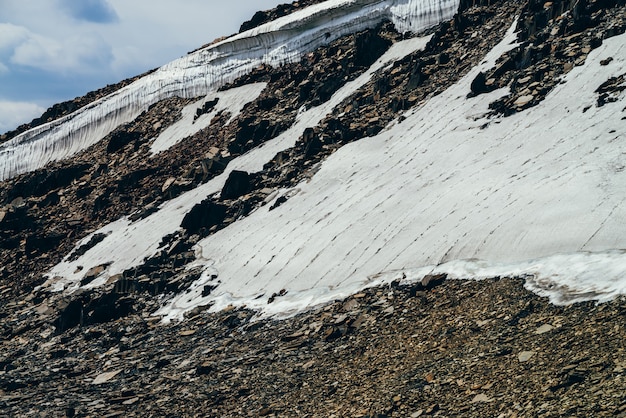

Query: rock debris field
(2, 277), (626, 417)
(1, 0), (626, 416)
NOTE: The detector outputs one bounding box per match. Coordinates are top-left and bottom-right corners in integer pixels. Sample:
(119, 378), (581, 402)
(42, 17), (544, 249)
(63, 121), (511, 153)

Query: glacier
(0, 0), (459, 181)
(42, 15), (626, 321)
(44, 34), (435, 294)
(158, 27), (626, 320)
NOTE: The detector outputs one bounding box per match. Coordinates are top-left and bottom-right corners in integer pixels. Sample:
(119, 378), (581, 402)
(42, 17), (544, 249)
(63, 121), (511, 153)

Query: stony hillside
(3, 277), (626, 417)
(1, 0), (625, 416)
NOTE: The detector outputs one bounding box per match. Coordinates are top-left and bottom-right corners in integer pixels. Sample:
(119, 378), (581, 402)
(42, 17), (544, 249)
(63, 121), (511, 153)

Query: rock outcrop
(0, 0), (625, 416)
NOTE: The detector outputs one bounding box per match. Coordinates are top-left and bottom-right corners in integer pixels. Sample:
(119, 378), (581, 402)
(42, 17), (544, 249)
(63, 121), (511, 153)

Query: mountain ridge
(0, 0), (625, 415)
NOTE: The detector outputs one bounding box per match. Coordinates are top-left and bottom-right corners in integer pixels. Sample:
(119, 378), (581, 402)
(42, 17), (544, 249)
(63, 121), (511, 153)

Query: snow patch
(44, 34), (433, 295)
(150, 83), (267, 154)
(155, 26), (626, 321)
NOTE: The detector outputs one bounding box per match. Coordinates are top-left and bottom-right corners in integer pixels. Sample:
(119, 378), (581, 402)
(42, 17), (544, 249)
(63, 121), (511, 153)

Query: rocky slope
(1, 0), (626, 416)
(2, 277), (626, 417)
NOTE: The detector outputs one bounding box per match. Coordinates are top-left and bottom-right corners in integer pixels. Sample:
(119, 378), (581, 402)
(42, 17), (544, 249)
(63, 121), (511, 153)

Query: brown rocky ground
(1, 0), (626, 416)
(1, 277), (625, 417)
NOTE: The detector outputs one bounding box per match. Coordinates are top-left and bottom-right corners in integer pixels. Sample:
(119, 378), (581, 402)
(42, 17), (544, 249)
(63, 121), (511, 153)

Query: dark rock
(595, 73), (625, 107)
(550, 368), (588, 391)
(269, 195), (288, 211)
(180, 199), (227, 233)
(600, 57), (613, 66)
(407, 61), (426, 91)
(40, 191), (61, 207)
(239, 10), (269, 33)
(54, 299), (84, 334)
(194, 98), (219, 121)
(80, 264), (110, 286)
(470, 71), (490, 96)
(7, 164), (90, 201)
(83, 294), (135, 326)
(1, 207), (36, 233)
(311, 75), (344, 104)
(231, 118), (279, 154)
(257, 96), (279, 110)
(220, 170), (251, 200)
(202, 284), (218, 297)
(421, 273), (447, 289)
(117, 168), (158, 193)
(302, 128), (323, 157)
(354, 30), (392, 68)
(196, 362), (213, 375)
(92, 192), (111, 215)
(75, 186), (93, 199)
(205, 155), (229, 173)
(25, 233), (64, 256)
(107, 130), (141, 154)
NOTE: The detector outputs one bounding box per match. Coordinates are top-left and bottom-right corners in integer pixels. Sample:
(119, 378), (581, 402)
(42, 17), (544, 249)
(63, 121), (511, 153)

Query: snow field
(157, 25), (626, 320)
(44, 34), (434, 297)
(33, 10), (626, 321)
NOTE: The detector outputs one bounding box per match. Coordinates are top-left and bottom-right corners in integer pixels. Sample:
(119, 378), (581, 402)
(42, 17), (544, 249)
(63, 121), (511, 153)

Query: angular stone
(92, 370), (122, 385)
(518, 351), (536, 362)
(421, 273), (446, 289)
(220, 170), (251, 200)
(535, 324), (554, 334)
(107, 130), (141, 154)
(514, 95), (534, 107)
(471, 394), (492, 403)
(180, 199), (227, 233)
(82, 264), (109, 285)
(162, 177), (176, 193)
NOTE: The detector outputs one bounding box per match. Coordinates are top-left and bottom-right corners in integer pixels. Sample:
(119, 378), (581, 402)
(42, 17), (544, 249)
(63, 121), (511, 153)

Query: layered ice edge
(0, 0), (459, 181)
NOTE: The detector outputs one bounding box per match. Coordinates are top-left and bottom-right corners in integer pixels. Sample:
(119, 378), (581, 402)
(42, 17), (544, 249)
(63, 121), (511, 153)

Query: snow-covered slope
(0, 0), (458, 181)
(43, 17), (626, 321)
(150, 83), (267, 154)
(44, 34), (434, 293)
(160, 26), (626, 319)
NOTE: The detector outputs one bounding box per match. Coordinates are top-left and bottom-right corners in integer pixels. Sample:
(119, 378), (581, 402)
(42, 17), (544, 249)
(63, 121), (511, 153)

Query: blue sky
(0, 0), (285, 134)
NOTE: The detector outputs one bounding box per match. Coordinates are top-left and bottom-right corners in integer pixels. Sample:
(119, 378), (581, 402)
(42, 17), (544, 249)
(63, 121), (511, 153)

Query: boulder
(180, 199), (227, 233)
(107, 130), (141, 154)
(220, 171), (251, 200)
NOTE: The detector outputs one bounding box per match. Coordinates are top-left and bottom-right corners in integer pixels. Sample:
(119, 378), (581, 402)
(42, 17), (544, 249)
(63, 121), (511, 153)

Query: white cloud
(0, 22), (114, 75)
(0, 23), (29, 52)
(11, 32), (114, 74)
(0, 100), (45, 134)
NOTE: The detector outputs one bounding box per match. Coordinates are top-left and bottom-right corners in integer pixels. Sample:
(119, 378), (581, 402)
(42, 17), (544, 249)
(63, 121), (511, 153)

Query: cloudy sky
(0, 0), (286, 134)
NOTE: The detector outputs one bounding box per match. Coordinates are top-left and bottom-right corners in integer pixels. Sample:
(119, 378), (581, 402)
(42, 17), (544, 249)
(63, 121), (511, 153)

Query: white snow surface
(0, 0), (459, 181)
(43, 21), (626, 321)
(156, 25), (626, 320)
(150, 83), (267, 154)
(44, 34), (433, 293)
